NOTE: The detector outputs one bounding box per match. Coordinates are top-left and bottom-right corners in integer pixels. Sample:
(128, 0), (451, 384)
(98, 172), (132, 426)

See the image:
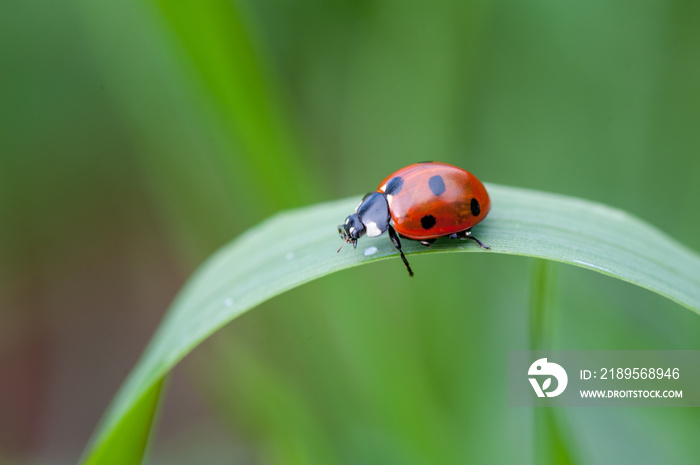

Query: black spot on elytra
(385, 176), (403, 195)
(428, 175), (446, 196)
(471, 197), (481, 216)
(421, 214), (436, 230)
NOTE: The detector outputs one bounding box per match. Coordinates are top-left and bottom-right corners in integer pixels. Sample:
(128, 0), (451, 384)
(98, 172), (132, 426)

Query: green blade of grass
(80, 378), (166, 465)
(80, 183), (700, 465)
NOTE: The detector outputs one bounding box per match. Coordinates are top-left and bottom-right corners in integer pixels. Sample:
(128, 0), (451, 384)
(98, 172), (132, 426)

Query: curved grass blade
(80, 183), (700, 464)
(80, 379), (165, 465)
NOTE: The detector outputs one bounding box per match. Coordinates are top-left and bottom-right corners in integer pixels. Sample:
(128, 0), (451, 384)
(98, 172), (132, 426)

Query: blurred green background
(2, 0), (700, 464)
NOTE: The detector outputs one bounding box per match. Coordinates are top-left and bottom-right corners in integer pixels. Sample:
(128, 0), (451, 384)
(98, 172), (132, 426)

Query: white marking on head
(386, 193), (393, 207)
(345, 217), (350, 225)
(379, 183), (388, 192)
(365, 221), (382, 237)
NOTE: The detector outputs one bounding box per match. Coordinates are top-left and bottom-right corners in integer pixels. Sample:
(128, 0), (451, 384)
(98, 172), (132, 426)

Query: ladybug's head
(337, 192), (390, 252)
(338, 213), (365, 249)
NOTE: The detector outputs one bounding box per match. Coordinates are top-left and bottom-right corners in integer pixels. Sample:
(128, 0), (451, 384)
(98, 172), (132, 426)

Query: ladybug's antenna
(337, 237), (350, 253)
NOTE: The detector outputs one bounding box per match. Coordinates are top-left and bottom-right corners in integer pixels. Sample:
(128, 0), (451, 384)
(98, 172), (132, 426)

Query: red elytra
(377, 161), (491, 240)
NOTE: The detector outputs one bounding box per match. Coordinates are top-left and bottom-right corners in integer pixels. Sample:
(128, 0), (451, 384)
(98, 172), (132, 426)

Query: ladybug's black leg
(388, 225), (414, 277)
(448, 229), (491, 250)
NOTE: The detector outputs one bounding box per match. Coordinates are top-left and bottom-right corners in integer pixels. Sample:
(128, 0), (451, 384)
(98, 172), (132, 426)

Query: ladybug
(338, 161), (490, 276)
